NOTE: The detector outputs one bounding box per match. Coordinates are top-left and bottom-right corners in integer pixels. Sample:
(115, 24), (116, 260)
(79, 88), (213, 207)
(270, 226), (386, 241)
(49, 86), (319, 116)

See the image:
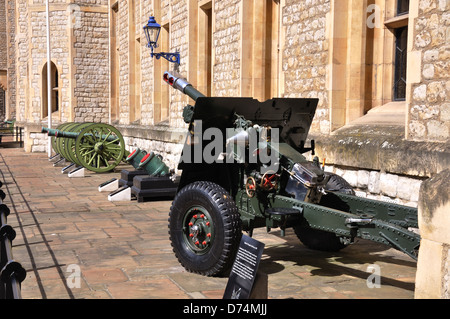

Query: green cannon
(43, 123), (169, 175)
(42, 122), (128, 173)
(137, 151), (170, 176)
(164, 71), (421, 277)
(125, 147), (147, 168)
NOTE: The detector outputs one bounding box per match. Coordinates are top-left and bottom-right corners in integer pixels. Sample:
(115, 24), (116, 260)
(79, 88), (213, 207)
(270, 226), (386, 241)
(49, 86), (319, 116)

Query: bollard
(0, 199), (26, 299)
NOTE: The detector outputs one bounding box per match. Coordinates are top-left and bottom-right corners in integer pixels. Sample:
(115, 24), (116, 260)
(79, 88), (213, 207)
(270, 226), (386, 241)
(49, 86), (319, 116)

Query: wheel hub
(94, 142), (104, 154)
(185, 209), (213, 253)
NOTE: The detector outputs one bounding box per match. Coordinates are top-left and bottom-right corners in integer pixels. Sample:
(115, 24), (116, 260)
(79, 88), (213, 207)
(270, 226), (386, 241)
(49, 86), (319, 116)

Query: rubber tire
(168, 181), (242, 277)
(323, 172), (355, 195)
(294, 172), (354, 252)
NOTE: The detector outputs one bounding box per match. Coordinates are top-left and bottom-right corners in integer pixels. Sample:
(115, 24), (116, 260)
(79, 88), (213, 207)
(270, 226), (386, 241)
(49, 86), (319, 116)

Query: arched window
(42, 61), (59, 118)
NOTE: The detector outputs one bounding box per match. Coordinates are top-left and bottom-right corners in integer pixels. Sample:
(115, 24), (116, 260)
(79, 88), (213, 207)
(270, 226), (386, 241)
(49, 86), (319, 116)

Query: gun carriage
(164, 71), (420, 277)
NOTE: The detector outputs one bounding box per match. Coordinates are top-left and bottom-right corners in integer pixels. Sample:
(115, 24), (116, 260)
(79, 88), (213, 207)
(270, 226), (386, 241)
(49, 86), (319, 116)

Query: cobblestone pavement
(0, 145), (417, 299)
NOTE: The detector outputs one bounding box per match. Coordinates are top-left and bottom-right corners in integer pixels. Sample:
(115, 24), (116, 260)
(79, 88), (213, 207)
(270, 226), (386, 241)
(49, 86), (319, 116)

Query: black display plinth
(131, 174), (179, 202)
(118, 169), (148, 187)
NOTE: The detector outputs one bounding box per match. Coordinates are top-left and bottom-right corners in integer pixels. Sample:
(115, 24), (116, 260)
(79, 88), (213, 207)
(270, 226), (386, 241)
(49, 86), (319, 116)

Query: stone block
(357, 170), (369, 188)
(379, 172), (398, 198)
(396, 176), (419, 201)
(342, 170), (358, 187)
(368, 171), (380, 194)
(427, 120), (449, 140)
(410, 179), (423, 202)
(441, 103), (450, 121)
(31, 144), (45, 153)
(413, 84), (427, 102)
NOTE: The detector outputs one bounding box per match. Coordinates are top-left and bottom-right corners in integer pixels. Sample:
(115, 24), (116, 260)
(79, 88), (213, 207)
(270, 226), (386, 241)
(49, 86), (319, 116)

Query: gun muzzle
(163, 71), (205, 101)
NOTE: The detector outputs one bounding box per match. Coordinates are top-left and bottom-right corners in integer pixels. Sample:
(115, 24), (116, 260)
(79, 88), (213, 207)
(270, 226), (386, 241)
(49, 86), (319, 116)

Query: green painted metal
(163, 71), (205, 102)
(43, 122), (128, 173)
(181, 205), (214, 255)
(1, 120), (15, 134)
(137, 151), (170, 176)
(269, 194), (420, 259)
(125, 148), (148, 169)
(183, 85), (205, 102)
(42, 122), (72, 156)
(47, 128), (120, 143)
(64, 123), (93, 166)
(75, 123), (126, 173)
(165, 72), (421, 275)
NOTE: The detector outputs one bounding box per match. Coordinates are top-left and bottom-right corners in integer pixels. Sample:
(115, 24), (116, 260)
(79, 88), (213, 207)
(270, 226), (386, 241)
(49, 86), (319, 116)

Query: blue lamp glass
(144, 16), (180, 65)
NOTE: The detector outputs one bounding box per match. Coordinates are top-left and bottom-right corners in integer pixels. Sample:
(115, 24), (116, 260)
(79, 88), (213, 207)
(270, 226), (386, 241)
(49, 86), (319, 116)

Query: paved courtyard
(0, 142), (417, 299)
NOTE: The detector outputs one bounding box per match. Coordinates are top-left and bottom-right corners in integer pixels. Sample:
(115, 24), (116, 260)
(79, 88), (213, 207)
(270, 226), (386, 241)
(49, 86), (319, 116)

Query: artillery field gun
(164, 71), (420, 277)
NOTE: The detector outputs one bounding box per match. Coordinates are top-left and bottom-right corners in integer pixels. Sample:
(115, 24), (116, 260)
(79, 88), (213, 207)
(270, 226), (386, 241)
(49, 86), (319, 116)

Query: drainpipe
(46, 0), (52, 157)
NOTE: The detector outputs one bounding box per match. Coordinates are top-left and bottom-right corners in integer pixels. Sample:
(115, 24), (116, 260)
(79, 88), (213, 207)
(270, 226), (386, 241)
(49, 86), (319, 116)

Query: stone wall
(29, 131), (48, 153)
(121, 125), (186, 171)
(408, 0), (450, 141)
(6, 0), (16, 120)
(169, 0), (189, 128)
(73, 10), (110, 123)
(213, 0), (240, 98)
(16, 0), (30, 123)
(0, 0), (7, 70)
(139, 0), (154, 126)
(282, 0), (330, 135)
(322, 164), (423, 207)
(30, 8), (70, 123)
(118, 0), (130, 124)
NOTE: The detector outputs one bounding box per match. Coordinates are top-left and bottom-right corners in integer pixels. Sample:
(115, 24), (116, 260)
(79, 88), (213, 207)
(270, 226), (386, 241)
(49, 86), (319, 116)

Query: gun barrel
(163, 71), (205, 101)
(42, 127), (78, 138)
(41, 127), (59, 136)
(41, 127), (119, 142)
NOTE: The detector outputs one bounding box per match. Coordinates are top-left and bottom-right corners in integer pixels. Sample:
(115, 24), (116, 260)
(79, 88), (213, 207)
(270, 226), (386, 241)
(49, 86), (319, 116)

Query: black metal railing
(0, 183), (26, 299)
(0, 120), (23, 147)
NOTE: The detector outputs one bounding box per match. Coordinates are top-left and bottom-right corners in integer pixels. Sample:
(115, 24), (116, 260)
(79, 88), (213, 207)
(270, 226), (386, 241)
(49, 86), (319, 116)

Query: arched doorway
(42, 61), (59, 118)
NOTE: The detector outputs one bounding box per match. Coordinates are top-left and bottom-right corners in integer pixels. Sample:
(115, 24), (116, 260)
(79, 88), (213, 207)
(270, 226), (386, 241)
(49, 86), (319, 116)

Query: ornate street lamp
(143, 16), (180, 65)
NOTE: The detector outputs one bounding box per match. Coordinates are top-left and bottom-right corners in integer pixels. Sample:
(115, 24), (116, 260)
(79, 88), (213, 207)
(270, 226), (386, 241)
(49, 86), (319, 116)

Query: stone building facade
(0, 0), (449, 299)
(0, 0), (448, 206)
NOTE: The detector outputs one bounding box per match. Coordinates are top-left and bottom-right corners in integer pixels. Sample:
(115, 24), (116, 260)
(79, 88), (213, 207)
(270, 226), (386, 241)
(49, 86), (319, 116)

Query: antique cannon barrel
(138, 151), (170, 177)
(163, 71), (205, 101)
(125, 148), (147, 169)
(41, 127), (55, 135)
(42, 127), (119, 143)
